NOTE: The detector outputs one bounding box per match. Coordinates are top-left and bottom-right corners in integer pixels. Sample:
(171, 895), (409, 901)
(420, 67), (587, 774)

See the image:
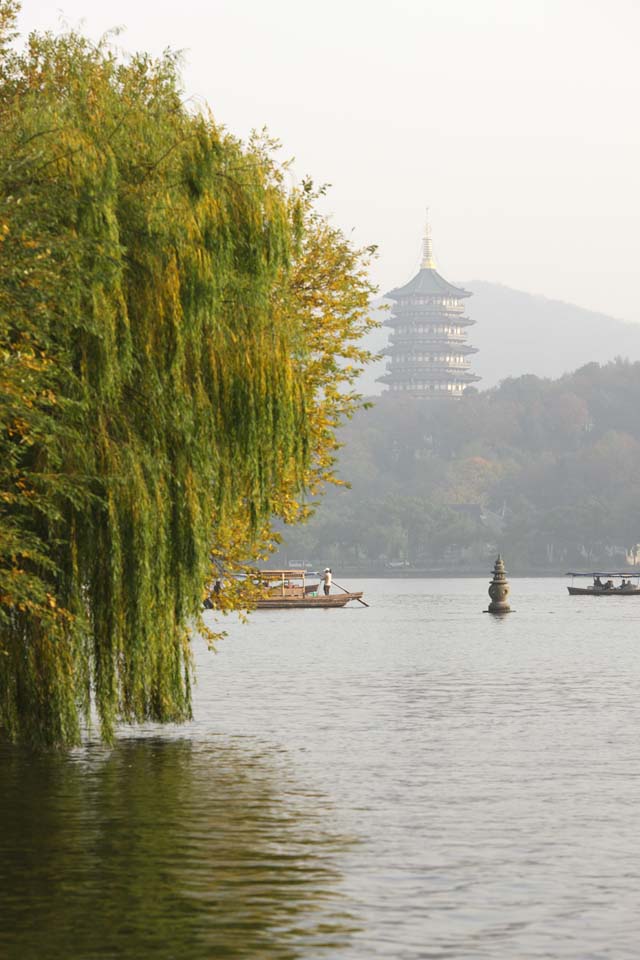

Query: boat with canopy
(566, 572), (640, 596)
(254, 570), (366, 609)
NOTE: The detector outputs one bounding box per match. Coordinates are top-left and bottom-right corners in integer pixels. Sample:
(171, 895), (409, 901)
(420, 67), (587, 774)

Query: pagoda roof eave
(383, 316), (476, 327)
(386, 267), (471, 301)
(385, 343), (479, 356)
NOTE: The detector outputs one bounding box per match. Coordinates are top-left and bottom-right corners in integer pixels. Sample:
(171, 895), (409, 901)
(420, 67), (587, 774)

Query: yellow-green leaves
(0, 8), (376, 747)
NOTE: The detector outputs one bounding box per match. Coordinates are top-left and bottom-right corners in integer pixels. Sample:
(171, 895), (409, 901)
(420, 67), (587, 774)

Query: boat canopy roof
(258, 569), (306, 577)
(566, 571), (640, 577)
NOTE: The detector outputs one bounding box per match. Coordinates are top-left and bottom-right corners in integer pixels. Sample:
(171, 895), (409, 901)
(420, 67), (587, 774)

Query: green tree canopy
(276, 360), (640, 572)
(0, 4), (377, 746)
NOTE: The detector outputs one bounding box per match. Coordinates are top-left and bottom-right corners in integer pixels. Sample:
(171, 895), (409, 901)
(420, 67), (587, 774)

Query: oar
(332, 579), (370, 607)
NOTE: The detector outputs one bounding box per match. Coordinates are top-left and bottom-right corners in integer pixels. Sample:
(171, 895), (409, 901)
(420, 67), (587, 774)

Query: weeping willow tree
(0, 4), (377, 747)
(207, 183), (380, 611)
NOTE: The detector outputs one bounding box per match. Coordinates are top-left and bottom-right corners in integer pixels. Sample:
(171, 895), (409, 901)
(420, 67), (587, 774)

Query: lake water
(2, 577), (640, 959)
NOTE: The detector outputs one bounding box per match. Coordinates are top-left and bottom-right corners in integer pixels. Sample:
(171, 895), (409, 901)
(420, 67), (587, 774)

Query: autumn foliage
(0, 3), (377, 746)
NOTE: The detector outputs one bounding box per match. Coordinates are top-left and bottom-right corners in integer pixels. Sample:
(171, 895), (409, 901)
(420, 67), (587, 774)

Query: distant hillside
(275, 360), (640, 574)
(357, 282), (640, 394)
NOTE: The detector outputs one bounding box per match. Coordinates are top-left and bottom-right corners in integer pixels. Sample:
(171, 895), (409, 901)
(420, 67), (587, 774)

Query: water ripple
(3, 577), (640, 958)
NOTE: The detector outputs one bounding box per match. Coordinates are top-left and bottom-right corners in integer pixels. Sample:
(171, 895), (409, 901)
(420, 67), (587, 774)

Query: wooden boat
(254, 569), (365, 609)
(567, 572), (640, 596)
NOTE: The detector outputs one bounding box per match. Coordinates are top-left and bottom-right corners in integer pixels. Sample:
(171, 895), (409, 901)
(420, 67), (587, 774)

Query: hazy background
(19, 0), (640, 363)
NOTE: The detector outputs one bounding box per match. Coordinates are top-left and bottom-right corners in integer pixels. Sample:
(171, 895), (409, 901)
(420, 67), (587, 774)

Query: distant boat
(254, 570), (365, 609)
(566, 572), (640, 596)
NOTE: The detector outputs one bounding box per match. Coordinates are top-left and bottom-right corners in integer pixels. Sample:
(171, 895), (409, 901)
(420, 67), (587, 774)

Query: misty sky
(18, 0), (640, 322)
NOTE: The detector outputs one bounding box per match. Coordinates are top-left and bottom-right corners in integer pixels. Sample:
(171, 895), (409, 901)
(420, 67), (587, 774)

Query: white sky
(18, 0), (640, 321)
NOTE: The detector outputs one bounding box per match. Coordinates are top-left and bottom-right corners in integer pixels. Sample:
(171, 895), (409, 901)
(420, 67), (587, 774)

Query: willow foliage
(0, 5), (377, 747)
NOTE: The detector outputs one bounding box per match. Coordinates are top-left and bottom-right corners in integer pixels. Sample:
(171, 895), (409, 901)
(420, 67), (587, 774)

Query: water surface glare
(2, 577), (640, 958)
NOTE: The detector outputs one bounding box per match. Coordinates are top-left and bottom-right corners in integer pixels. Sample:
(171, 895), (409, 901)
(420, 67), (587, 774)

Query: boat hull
(567, 587), (640, 596)
(255, 592), (363, 609)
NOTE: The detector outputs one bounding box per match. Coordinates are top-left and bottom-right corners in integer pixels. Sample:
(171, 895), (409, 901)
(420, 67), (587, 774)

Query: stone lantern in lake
(486, 555), (512, 614)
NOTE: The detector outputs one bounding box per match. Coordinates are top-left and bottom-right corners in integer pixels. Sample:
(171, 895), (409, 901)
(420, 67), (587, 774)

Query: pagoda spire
(421, 208), (436, 269)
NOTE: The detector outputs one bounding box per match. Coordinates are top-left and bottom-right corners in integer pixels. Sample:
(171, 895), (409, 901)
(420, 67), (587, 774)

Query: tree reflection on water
(0, 737), (358, 959)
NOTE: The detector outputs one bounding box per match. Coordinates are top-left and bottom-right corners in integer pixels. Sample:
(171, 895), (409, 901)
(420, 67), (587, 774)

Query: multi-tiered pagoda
(379, 216), (479, 397)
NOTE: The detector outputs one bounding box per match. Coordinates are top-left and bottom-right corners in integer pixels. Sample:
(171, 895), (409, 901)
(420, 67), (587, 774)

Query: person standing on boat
(321, 568), (332, 596)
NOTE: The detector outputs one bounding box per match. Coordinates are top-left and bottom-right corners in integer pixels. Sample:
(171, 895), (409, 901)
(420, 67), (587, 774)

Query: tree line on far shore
(276, 359), (640, 572)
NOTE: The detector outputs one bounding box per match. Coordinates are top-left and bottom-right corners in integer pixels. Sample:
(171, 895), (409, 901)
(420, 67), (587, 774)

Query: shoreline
(318, 568), (626, 579)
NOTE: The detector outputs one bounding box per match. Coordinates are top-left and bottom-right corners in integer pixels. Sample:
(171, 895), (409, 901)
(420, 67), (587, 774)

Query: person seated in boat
(605, 579), (614, 590)
(321, 568), (332, 596)
(594, 576), (603, 590)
